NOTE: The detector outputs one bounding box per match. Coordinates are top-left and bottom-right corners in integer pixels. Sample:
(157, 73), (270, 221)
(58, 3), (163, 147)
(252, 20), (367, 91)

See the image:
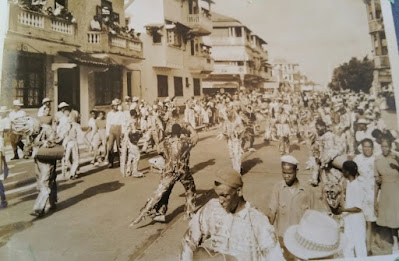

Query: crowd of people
(0, 82), (399, 260)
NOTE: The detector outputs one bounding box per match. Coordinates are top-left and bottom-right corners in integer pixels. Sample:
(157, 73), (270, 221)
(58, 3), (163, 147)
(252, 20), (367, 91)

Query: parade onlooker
(268, 155), (313, 260)
(336, 161), (367, 258)
(92, 111), (107, 166)
(353, 138), (376, 253)
(374, 135), (399, 253)
(180, 169), (285, 261)
(105, 99), (124, 168)
(9, 99), (26, 160)
(37, 98), (52, 117)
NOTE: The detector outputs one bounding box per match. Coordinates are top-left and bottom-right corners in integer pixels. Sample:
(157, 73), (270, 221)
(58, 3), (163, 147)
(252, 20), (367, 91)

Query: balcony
(212, 64), (248, 74)
(210, 37), (246, 46)
(186, 9), (213, 35)
(86, 32), (143, 59)
(8, 4), (77, 46)
(369, 19), (384, 33)
(187, 54), (214, 73)
(150, 44), (184, 69)
(374, 55), (390, 69)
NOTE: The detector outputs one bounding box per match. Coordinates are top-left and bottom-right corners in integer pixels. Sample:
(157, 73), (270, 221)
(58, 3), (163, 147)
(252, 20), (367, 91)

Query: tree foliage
(328, 57), (374, 93)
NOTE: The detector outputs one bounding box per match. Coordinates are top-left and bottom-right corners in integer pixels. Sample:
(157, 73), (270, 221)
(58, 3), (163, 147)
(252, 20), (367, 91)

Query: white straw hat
(58, 102), (70, 109)
(284, 210), (345, 260)
(13, 100), (23, 106)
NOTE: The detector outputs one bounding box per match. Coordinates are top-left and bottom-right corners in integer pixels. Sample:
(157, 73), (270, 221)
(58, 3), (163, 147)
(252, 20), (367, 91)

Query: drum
(35, 145), (64, 161)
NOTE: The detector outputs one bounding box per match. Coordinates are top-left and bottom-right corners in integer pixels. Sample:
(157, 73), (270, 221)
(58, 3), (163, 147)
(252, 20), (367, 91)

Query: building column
(79, 66), (89, 127)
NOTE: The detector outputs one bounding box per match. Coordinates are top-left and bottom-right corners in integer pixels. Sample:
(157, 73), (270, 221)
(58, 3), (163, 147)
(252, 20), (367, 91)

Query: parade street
(0, 127), (315, 261)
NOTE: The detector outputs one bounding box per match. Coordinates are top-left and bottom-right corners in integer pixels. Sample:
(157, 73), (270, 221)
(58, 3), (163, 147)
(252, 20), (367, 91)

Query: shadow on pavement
(51, 181), (124, 214)
(290, 143), (301, 153)
(241, 157), (263, 175)
(0, 221), (34, 248)
(9, 180), (84, 208)
(198, 135), (215, 143)
(192, 159), (215, 174)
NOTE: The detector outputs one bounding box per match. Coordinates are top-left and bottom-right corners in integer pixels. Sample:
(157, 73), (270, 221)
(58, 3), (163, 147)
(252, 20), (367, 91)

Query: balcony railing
(186, 10), (213, 35)
(86, 31), (143, 58)
(150, 44), (184, 69)
(187, 54), (214, 73)
(9, 4), (77, 45)
(369, 19), (384, 33)
(374, 55), (390, 69)
(210, 37), (246, 46)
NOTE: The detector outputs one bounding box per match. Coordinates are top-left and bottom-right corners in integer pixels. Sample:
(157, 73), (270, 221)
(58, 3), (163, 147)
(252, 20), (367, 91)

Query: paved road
(0, 117), (395, 260)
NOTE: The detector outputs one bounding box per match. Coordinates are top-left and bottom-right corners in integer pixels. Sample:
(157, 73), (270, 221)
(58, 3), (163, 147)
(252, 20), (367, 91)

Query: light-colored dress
(354, 154), (376, 222)
(374, 153), (399, 228)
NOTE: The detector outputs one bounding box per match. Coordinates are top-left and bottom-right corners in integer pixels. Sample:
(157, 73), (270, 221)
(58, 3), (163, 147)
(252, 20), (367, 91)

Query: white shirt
(106, 110), (124, 136)
(9, 110), (26, 121)
(37, 105), (48, 117)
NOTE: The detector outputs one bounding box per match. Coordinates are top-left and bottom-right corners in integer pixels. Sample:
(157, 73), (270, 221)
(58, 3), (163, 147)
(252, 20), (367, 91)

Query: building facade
(126, 0), (214, 104)
(365, 0), (392, 95)
(272, 58), (300, 91)
(202, 12), (271, 95)
(1, 0), (143, 126)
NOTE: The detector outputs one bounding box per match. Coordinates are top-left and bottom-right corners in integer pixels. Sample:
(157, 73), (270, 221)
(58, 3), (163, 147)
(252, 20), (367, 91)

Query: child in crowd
(338, 160), (367, 258)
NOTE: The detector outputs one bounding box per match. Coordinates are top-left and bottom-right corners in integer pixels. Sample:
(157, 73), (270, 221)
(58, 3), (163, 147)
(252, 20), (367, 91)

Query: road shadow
(9, 180), (84, 207)
(0, 221), (33, 248)
(136, 189), (217, 229)
(198, 135), (215, 143)
(241, 157), (263, 175)
(290, 144), (301, 153)
(192, 159), (215, 174)
(47, 181), (124, 215)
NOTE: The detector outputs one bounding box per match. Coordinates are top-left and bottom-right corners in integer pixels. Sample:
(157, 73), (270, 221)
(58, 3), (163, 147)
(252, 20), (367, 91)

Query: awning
(145, 23), (164, 28)
(59, 51), (119, 67)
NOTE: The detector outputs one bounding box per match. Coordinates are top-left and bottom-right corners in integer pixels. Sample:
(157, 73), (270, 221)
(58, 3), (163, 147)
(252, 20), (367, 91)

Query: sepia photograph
(0, 0), (399, 260)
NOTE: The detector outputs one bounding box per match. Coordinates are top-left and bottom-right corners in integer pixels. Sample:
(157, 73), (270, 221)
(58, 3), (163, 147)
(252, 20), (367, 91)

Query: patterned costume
(132, 135), (196, 224)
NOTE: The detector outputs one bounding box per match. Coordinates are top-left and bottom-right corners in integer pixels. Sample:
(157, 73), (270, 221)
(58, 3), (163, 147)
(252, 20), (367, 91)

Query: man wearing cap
(105, 99), (124, 168)
(37, 98), (52, 117)
(180, 169), (285, 261)
(268, 155), (314, 260)
(9, 100), (26, 160)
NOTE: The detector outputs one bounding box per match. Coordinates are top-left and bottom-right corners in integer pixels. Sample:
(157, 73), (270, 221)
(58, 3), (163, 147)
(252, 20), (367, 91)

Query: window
(167, 29), (182, 47)
(55, 0), (67, 9)
(235, 27), (242, 38)
(127, 72), (132, 97)
(157, 75), (169, 97)
(213, 28), (229, 38)
(153, 33), (162, 43)
(193, 78), (201, 96)
(190, 40), (195, 56)
(174, 77), (183, 97)
(11, 54), (45, 108)
(95, 67), (122, 105)
(237, 61), (244, 66)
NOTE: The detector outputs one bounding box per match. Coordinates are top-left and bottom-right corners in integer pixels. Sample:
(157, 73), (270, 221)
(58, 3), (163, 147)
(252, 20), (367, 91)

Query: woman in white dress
(353, 138), (376, 254)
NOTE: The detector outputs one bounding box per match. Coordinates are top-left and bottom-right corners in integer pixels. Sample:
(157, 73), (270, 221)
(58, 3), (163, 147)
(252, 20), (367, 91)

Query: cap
(214, 169), (243, 189)
(281, 155), (299, 166)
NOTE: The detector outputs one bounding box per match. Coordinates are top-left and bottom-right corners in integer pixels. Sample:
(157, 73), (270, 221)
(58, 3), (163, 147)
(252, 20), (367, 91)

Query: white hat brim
(283, 225), (346, 260)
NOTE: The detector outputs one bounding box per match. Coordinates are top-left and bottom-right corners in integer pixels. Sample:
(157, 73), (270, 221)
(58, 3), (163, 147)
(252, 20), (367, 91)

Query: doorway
(58, 67), (80, 111)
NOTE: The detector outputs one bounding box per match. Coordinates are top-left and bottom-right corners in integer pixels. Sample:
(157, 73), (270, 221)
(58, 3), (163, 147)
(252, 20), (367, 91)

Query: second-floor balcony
(187, 54), (214, 73)
(86, 31), (143, 59)
(212, 64), (269, 80)
(374, 55), (390, 69)
(8, 4), (77, 46)
(151, 44), (184, 69)
(369, 19), (384, 33)
(210, 36), (246, 46)
(186, 9), (213, 35)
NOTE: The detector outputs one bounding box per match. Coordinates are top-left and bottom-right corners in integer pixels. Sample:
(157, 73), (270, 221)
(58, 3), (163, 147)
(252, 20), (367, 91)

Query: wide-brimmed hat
(13, 100), (23, 106)
(42, 98), (51, 104)
(58, 102), (70, 109)
(284, 210), (346, 260)
(111, 99), (121, 106)
(132, 96), (139, 102)
(357, 118), (369, 125)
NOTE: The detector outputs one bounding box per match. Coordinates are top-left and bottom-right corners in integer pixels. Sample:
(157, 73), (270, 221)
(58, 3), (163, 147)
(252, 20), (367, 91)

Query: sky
(127, 0), (373, 86)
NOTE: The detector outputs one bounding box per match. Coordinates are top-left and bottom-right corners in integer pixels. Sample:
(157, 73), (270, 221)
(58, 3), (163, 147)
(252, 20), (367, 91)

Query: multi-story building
(202, 12), (271, 95)
(125, 0), (214, 104)
(1, 0), (143, 125)
(365, 0), (392, 94)
(272, 58), (300, 91)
